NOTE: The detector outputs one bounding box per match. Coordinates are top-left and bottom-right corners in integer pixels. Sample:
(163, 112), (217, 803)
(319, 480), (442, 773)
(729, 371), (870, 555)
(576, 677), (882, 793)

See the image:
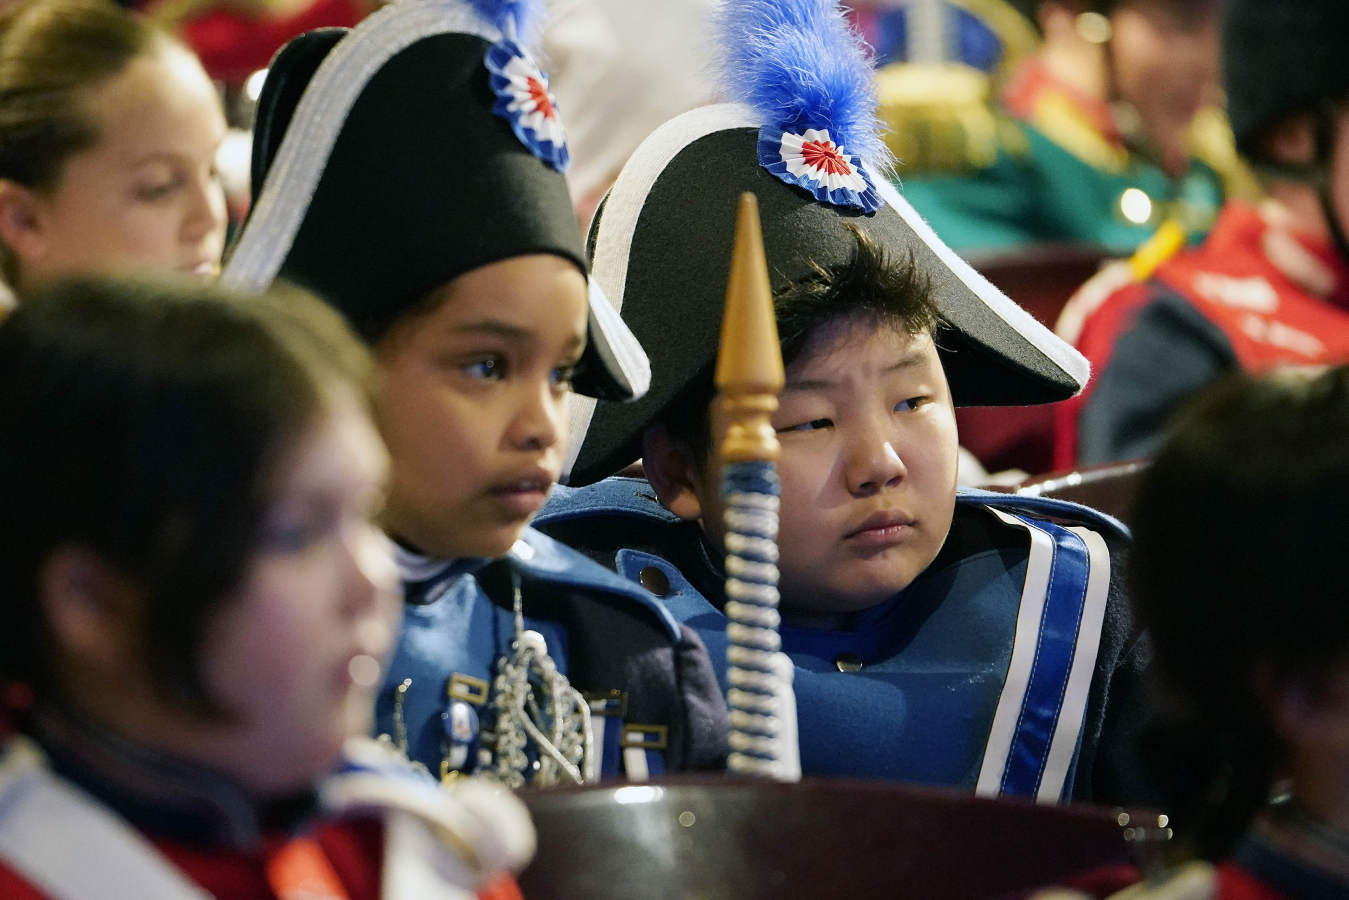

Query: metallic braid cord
(722, 462), (789, 777)
(488, 571), (593, 788)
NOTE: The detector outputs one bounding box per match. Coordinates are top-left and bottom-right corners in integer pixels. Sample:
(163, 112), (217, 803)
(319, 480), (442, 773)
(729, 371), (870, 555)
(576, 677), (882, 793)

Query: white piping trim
(0, 738), (211, 899)
(561, 394), (596, 483)
(976, 508), (1055, 798)
(587, 714), (606, 782)
(1036, 525), (1111, 803)
(222, 0), (500, 293)
(622, 746), (649, 782)
(380, 810), (479, 900)
(588, 278), (650, 396)
(588, 103), (757, 316)
(872, 176), (1090, 390)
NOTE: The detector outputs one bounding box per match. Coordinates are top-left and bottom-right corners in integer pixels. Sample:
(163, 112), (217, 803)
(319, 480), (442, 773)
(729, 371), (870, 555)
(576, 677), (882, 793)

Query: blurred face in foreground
(197, 388), (398, 794)
(48, 388), (399, 796)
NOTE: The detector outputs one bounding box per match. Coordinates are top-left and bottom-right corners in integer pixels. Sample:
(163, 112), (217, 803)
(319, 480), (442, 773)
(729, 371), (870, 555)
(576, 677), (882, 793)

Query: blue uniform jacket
(374, 526), (729, 783)
(535, 479), (1156, 806)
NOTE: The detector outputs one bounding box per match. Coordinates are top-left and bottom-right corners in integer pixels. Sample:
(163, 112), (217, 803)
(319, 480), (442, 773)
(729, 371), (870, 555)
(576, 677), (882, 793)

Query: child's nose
(843, 429), (907, 496)
(183, 172), (227, 245)
(345, 522), (398, 611)
(507, 380), (564, 451)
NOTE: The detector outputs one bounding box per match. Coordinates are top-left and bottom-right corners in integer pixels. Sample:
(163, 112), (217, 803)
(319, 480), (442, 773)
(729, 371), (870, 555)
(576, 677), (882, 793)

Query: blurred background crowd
(3, 1), (1349, 897)
(71, 0), (1299, 486)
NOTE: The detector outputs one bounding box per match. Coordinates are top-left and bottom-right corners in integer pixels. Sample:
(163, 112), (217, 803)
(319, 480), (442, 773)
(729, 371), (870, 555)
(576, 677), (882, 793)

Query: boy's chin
(778, 587), (890, 626)
(400, 517), (530, 561)
(780, 569), (922, 621)
(463, 520), (533, 560)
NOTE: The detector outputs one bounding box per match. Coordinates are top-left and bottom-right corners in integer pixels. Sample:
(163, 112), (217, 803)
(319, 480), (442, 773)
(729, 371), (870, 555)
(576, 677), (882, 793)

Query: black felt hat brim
(565, 108), (1085, 485)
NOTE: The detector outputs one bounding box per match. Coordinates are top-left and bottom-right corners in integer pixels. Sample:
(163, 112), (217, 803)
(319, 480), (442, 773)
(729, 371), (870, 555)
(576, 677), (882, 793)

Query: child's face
(1109, 0), (1220, 171)
(199, 387), (399, 794)
(700, 318), (958, 622)
(21, 44), (227, 286)
(376, 254), (589, 558)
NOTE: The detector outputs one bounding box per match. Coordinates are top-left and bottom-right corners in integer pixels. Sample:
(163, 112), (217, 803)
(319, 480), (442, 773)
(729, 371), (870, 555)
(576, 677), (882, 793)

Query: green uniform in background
(883, 56), (1232, 257)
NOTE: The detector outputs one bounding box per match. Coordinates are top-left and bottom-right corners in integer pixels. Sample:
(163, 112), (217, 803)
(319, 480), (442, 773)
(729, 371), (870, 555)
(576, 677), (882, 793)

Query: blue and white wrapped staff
(714, 193), (800, 782)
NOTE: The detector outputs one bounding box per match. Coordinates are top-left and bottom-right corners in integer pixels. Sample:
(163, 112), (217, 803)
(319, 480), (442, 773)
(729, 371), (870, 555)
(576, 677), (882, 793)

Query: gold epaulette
(877, 61), (1025, 174)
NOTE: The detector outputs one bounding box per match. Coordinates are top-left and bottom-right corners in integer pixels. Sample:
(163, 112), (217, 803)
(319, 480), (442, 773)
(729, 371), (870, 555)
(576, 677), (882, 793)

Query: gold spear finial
(715, 193), (785, 464)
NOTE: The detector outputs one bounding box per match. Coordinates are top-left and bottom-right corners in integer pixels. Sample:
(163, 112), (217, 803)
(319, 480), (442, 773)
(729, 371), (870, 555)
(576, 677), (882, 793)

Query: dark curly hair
(659, 224), (938, 469)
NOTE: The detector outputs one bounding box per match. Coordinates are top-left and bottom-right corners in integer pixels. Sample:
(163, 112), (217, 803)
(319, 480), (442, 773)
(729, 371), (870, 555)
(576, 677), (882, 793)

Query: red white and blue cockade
(758, 126), (882, 213)
(485, 40), (569, 171)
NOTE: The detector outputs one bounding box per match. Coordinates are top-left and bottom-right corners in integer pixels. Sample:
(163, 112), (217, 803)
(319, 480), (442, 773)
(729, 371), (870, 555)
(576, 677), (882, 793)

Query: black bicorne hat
(561, 0), (1088, 486)
(223, 0), (649, 402)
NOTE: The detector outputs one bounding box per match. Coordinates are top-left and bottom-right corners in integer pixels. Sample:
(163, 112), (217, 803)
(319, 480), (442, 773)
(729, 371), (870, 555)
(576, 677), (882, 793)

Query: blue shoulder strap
(973, 506), (1113, 802)
(511, 526), (681, 641)
(538, 477), (679, 526)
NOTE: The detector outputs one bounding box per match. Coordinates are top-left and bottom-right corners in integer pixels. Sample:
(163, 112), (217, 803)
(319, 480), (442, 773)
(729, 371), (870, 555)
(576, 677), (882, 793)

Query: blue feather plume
(465, 0), (547, 46)
(716, 0), (892, 176)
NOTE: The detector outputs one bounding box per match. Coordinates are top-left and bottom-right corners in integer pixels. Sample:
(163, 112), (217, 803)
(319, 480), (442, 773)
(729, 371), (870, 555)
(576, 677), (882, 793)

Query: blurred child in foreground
(1033, 365), (1349, 899)
(0, 276), (531, 898)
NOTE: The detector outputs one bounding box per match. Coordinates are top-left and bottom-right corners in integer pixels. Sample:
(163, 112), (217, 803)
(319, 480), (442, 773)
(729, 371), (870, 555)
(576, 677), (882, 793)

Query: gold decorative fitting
(447, 672), (490, 705)
(714, 193), (784, 464)
(621, 723), (669, 750)
(585, 689), (628, 718)
(876, 62), (1002, 174)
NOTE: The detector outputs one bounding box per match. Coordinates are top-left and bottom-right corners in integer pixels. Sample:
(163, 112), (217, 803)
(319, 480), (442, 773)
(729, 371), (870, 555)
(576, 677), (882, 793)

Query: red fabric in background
(176, 0), (367, 86)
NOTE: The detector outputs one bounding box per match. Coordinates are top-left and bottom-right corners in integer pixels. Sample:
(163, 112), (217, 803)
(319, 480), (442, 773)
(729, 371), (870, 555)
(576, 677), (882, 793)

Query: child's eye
(777, 417), (832, 433)
(134, 177), (183, 202)
(550, 362), (578, 388)
(896, 396), (929, 413)
(463, 356), (506, 381)
(261, 518), (325, 554)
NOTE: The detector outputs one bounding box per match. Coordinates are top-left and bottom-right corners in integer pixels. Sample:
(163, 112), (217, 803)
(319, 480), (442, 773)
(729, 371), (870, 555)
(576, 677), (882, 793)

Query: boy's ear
(38, 548), (144, 675)
(1260, 113), (1318, 169)
(0, 180), (48, 264)
(641, 423), (706, 522)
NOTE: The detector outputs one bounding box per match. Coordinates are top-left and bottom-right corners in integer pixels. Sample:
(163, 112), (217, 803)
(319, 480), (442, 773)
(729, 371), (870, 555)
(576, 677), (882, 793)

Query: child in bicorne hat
(224, 0), (727, 786)
(537, 0), (1158, 806)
